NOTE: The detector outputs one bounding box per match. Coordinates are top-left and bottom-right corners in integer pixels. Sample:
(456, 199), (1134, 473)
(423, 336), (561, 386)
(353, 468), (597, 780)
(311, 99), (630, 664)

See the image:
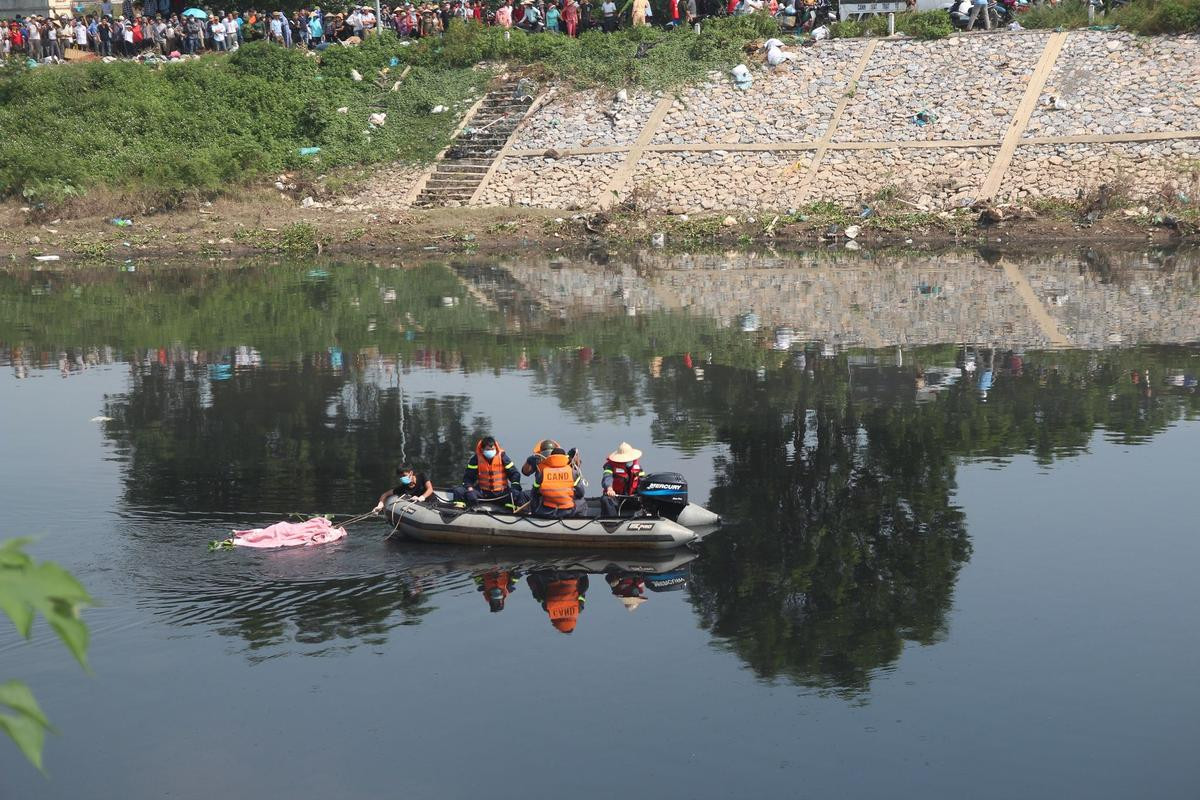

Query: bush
(898, 9), (954, 39)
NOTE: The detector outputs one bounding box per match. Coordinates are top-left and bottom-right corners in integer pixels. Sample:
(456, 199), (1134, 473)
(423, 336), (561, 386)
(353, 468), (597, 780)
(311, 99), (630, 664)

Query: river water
(2, 248), (1199, 798)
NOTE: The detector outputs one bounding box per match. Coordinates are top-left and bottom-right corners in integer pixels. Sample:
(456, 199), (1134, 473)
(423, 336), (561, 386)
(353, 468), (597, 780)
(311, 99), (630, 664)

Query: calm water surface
(2, 250), (1199, 798)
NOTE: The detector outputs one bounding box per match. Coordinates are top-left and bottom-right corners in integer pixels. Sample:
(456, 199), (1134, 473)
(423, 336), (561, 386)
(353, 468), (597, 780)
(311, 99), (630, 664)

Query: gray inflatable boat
(384, 496), (700, 550)
(382, 472), (718, 551)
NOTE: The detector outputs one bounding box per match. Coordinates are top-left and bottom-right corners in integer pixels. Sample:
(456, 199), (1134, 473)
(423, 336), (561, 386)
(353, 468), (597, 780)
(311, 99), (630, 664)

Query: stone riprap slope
(520, 88), (658, 148)
(355, 30), (1200, 212)
(486, 249), (1200, 348)
(835, 34), (1046, 143)
(1026, 32), (1200, 139)
(651, 41), (865, 146)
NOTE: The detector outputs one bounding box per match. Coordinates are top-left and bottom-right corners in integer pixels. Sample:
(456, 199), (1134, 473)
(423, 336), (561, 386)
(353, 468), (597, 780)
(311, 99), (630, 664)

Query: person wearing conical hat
(600, 442), (643, 518)
(606, 570), (647, 612)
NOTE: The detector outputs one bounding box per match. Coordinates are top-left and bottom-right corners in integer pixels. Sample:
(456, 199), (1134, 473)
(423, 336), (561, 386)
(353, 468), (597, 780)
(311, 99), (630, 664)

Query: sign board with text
(839, 1), (907, 19)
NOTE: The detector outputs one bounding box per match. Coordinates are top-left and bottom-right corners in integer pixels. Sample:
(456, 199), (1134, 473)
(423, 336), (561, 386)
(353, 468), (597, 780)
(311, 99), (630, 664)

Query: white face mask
(482, 449), (497, 460)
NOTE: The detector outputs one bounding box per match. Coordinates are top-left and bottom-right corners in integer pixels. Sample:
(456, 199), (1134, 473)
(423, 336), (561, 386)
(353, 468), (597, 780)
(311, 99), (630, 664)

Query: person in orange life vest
(521, 438), (561, 477)
(453, 436), (527, 509)
(374, 464), (434, 512)
(600, 442), (644, 517)
(523, 438), (582, 480)
(531, 447), (586, 518)
(606, 570), (647, 612)
(527, 569), (589, 634)
(474, 569), (521, 613)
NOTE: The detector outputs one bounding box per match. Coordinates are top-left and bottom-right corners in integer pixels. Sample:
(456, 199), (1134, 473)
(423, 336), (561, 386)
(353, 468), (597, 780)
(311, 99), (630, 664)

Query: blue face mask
(399, 475), (413, 486)
(482, 449), (497, 460)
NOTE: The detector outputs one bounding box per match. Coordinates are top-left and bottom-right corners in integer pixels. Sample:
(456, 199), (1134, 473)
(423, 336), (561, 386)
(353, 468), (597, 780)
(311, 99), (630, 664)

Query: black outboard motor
(636, 473), (689, 522)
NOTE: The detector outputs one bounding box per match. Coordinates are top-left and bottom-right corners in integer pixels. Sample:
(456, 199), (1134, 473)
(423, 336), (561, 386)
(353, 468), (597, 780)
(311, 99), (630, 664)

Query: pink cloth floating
(232, 518), (348, 549)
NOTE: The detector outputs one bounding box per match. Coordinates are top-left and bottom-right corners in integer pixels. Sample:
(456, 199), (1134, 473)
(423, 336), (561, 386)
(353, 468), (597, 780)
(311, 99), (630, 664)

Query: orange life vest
(535, 453), (577, 510)
(544, 578), (582, 633)
(481, 571), (512, 598)
(473, 440), (511, 494)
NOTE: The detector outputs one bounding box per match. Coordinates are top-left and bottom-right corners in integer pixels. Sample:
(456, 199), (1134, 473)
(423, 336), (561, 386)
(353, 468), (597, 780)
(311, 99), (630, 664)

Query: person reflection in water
(527, 570), (589, 634)
(606, 570), (647, 613)
(474, 569), (521, 613)
(375, 465), (435, 512)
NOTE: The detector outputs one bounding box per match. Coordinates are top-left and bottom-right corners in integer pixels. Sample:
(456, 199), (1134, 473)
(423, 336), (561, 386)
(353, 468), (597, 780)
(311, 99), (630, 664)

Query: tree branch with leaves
(0, 538), (91, 771)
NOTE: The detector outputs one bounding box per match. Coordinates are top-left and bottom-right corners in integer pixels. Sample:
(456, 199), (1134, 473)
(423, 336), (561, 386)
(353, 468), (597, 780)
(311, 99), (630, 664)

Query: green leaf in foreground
(0, 681), (53, 771)
(0, 538), (92, 769)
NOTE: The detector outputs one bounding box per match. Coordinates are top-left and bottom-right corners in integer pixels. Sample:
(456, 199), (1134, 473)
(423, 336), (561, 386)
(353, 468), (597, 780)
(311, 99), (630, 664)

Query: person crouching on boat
(454, 437), (527, 510)
(474, 569), (521, 613)
(374, 464), (435, 512)
(600, 442), (644, 517)
(531, 447), (586, 518)
(528, 569), (589, 634)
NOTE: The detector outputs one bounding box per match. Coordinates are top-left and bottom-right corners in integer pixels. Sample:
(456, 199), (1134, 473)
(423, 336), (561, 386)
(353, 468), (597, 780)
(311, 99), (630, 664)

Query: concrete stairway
(414, 82), (531, 208)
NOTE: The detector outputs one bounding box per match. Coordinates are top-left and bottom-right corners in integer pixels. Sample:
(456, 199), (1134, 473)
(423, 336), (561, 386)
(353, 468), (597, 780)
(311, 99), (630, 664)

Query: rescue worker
(454, 436), (526, 509)
(521, 438), (561, 477)
(474, 569), (521, 613)
(600, 442), (644, 517)
(531, 447), (586, 518)
(374, 464), (435, 512)
(606, 570), (647, 612)
(522, 438), (582, 477)
(527, 569), (589, 634)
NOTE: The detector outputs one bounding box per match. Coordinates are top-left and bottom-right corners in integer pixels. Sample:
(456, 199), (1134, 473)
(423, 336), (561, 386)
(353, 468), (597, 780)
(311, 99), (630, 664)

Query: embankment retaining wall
(361, 30), (1200, 213)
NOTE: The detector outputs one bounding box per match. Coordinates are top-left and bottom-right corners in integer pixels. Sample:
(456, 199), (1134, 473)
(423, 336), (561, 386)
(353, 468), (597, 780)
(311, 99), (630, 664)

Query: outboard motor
(636, 472), (689, 522)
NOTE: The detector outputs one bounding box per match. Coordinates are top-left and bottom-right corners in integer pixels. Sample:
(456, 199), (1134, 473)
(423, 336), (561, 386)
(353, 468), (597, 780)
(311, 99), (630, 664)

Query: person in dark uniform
(374, 464), (435, 512)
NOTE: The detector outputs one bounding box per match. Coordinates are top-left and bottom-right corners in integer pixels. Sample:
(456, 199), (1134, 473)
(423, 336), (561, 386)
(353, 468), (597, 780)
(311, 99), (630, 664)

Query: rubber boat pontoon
(383, 472), (719, 550)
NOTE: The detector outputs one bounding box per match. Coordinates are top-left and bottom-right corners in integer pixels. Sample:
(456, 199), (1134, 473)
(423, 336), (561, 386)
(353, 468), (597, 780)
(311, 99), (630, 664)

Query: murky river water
(2, 248), (1199, 798)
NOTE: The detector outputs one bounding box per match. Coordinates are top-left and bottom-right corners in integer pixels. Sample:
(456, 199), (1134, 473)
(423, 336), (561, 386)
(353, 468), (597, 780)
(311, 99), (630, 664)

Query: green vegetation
(0, 39), (487, 204)
(0, 539), (91, 770)
(831, 9), (953, 39)
(403, 15), (779, 88)
(0, 17), (778, 205)
(1019, 0), (1200, 31)
(831, 0), (1200, 36)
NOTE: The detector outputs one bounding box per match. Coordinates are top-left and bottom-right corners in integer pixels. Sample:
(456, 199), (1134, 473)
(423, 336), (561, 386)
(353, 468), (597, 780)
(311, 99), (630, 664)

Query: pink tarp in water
(232, 518), (348, 548)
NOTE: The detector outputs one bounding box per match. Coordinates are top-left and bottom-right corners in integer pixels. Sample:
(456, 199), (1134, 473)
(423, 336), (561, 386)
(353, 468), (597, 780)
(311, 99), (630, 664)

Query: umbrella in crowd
(182, 7), (208, 18)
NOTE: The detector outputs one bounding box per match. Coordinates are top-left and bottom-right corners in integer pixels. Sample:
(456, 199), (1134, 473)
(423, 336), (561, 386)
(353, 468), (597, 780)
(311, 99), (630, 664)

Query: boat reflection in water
(392, 543), (697, 633)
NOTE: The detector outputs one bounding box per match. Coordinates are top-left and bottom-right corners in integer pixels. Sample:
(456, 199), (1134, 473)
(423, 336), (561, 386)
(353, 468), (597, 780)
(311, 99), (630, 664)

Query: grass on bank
(0, 17), (776, 206)
(830, 0), (1200, 37)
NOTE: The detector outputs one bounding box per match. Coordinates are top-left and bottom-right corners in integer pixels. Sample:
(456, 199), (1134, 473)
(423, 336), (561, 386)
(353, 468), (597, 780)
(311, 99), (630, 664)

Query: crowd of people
(1, 0), (718, 63)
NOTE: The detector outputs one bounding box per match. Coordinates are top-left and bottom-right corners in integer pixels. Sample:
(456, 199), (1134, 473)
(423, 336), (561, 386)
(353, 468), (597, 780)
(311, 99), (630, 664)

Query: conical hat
(607, 442), (642, 463)
(620, 596), (646, 612)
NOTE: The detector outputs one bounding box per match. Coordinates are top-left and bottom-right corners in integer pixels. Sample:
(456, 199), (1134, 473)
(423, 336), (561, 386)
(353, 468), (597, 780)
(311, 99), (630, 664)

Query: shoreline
(2, 195), (1195, 266)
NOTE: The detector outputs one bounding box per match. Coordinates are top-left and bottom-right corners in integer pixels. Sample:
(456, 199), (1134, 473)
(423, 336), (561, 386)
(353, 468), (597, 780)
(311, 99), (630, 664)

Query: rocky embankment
(357, 30), (1200, 214)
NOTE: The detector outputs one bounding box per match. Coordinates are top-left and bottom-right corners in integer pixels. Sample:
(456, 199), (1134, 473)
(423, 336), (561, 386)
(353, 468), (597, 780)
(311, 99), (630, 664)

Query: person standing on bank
(374, 465), (435, 512)
(600, 442), (643, 517)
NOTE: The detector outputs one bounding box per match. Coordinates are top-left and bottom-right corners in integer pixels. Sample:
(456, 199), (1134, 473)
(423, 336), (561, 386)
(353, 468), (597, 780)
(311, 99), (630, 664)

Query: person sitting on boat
(474, 569), (521, 613)
(600, 442), (644, 518)
(531, 447), (586, 518)
(528, 569), (589, 634)
(374, 464), (435, 512)
(522, 438), (561, 477)
(522, 438), (582, 477)
(454, 437), (527, 510)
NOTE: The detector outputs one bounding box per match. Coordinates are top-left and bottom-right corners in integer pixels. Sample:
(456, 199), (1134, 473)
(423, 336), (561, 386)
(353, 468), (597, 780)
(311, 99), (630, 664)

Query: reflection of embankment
(488, 249), (1200, 348)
